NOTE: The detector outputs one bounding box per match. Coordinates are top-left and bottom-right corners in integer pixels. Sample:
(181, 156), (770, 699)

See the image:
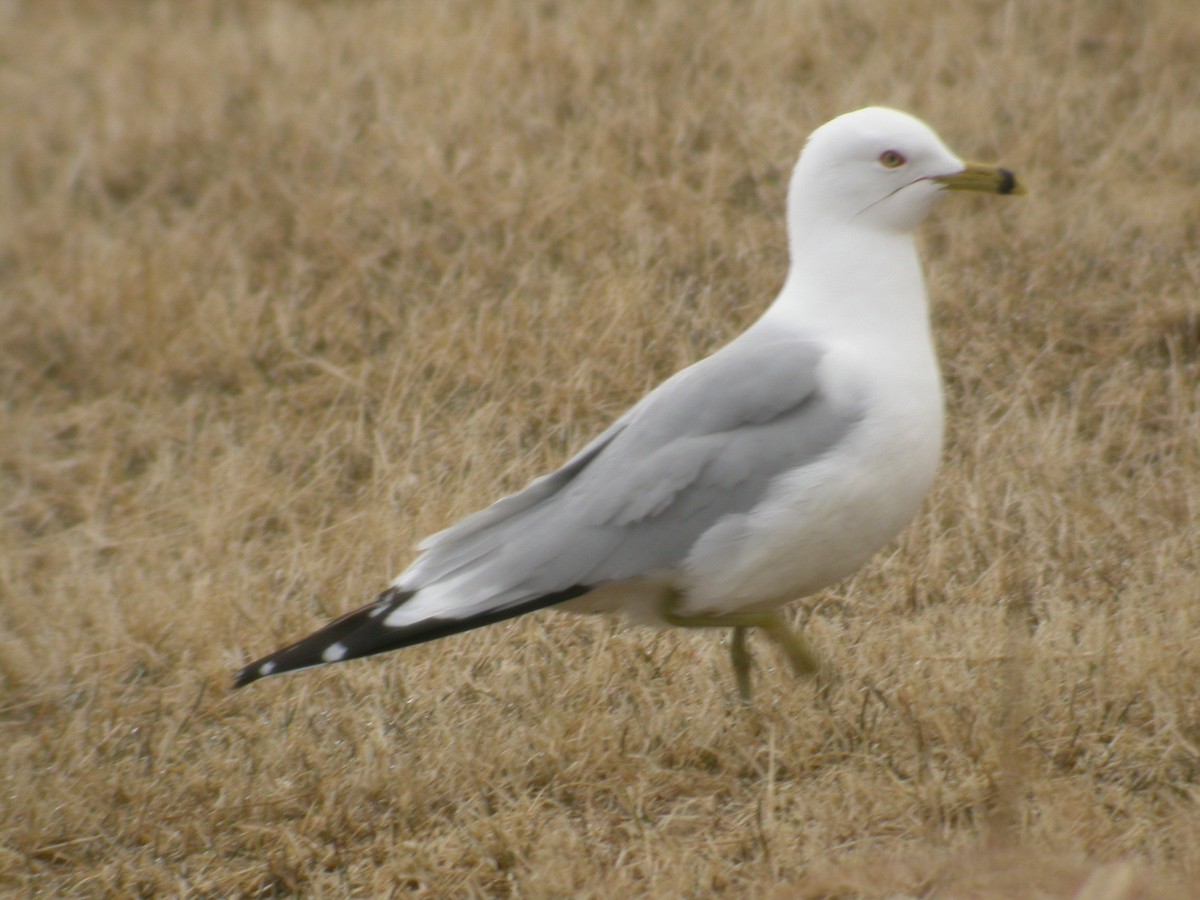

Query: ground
(2, 0), (1199, 896)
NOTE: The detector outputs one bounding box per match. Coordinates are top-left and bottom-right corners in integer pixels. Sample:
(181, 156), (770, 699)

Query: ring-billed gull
(235, 107), (1022, 699)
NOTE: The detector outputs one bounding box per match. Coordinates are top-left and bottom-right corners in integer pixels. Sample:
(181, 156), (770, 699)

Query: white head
(787, 107), (1019, 238)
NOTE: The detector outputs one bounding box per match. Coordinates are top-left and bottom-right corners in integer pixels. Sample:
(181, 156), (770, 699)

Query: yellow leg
(730, 626), (752, 702)
(757, 614), (821, 678)
(661, 602), (821, 701)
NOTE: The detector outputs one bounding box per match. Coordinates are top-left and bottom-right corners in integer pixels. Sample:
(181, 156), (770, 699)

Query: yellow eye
(879, 150), (906, 168)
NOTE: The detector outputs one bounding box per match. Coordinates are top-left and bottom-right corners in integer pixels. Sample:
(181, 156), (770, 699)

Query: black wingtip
(232, 660), (271, 689)
(232, 587), (413, 689)
(232, 584), (593, 689)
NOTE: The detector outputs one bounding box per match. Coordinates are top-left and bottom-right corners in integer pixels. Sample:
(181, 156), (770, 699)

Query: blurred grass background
(1, 0), (1198, 895)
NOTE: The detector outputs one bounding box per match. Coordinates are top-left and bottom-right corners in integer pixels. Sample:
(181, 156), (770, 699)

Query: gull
(235, 107), (1022, 700)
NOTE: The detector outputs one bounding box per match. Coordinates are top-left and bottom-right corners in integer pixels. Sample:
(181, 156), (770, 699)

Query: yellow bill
(936, 161), (1024, 195)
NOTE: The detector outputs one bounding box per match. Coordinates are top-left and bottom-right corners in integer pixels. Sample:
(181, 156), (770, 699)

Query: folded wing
(236, 324), (861, 686)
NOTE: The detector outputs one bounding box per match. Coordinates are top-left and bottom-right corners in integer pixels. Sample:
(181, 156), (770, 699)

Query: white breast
(680, 336), (944, 616)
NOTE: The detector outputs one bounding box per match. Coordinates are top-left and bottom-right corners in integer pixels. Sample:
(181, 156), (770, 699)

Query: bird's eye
(879, 150), (906, 168)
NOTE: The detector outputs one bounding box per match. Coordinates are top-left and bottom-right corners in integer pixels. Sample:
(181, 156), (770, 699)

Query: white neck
(761, 223), (932, 347)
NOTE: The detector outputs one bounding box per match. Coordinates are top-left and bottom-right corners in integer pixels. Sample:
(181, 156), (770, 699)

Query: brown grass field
(2, 0), (1199, 895)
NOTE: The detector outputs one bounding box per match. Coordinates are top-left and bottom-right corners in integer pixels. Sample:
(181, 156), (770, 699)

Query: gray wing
(396, 325), (861, 612)
(234, 325), (864, 686)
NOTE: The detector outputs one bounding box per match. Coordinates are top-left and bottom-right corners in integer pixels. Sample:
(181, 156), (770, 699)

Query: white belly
(560, 336), (945, 622)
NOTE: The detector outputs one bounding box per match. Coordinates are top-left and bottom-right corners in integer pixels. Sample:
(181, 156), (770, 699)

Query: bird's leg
(756, 612), (836, 700)
(756, 613), (821, 678)
(730, 626), (752, 702)
(661, 597), (822, 700)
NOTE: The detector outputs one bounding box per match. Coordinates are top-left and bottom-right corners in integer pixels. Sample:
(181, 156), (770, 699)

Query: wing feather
(396, 327), (860, 613)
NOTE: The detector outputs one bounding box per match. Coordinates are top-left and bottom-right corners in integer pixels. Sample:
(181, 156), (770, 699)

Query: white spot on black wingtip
(259, 661), (276, 677)
(322, 641), (348, 663)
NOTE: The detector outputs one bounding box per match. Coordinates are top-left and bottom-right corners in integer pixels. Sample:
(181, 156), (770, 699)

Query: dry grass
(2, 0), (1199, 895)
